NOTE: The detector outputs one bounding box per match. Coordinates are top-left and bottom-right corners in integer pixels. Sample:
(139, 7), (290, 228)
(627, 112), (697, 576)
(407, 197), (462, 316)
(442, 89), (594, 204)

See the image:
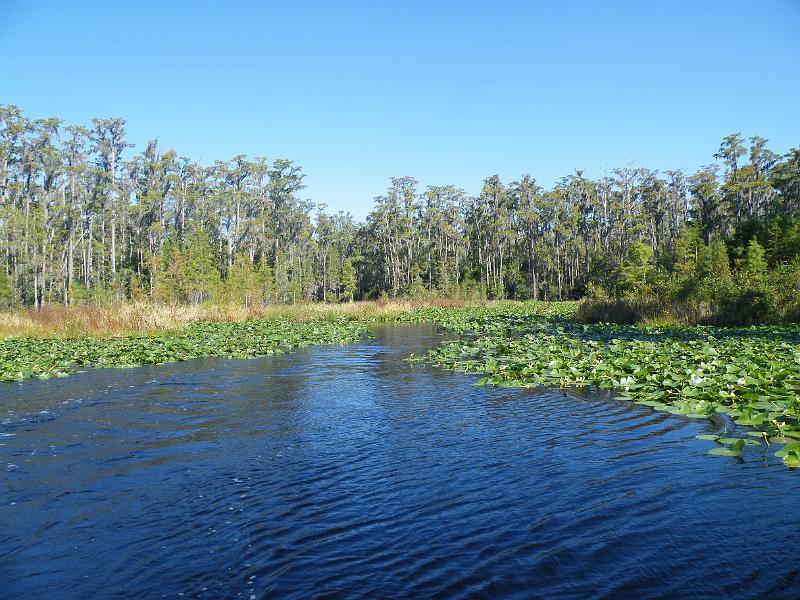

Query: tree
(696, 240), (733, 302)
(0, 268), (13, 306)
(225, 253), (259, 307)
(772, 148), (800, 215)
(339, 258), (356, 302)
(740, 239), (767, 278)
(690, 166), (725, 244)
(183, 230), (221, 303)
(617, 241), (655, 297)
(1, 103), (799, 315)
(256, 257), (276, 305)
(91, 117), (132, 278)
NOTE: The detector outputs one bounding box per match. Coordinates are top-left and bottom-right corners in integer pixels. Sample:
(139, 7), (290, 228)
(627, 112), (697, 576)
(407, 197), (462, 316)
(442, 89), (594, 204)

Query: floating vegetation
(405, 303), (800, 467)
(695, 435), (762, 458)
(5, 300), (800, 467)
(776, 443), (800, 467)
(0, 319), (368, 382)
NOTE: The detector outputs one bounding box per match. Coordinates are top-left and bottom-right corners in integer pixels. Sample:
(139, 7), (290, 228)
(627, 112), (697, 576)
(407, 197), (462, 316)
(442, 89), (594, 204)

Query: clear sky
(2, 0), (799, 218)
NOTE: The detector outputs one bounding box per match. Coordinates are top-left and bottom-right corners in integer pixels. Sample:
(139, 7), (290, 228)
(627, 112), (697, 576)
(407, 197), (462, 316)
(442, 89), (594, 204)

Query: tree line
(1, 104), (799, 312)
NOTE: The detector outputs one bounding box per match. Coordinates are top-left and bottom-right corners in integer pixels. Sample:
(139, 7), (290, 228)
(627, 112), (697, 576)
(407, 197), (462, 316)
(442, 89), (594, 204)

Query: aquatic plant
(0, 299), (465, 339)
(6, 300), (800, 467)
(0, 318), (368, 382)
(407, 303), (800, 466)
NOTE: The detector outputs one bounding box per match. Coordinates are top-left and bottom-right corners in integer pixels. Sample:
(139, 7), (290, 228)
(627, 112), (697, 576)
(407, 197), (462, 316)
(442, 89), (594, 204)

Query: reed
(0, 299), (470, 339)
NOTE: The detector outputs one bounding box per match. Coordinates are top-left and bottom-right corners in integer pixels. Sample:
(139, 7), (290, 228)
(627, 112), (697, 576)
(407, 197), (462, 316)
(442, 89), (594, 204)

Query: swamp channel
(1, 323), (799, 598)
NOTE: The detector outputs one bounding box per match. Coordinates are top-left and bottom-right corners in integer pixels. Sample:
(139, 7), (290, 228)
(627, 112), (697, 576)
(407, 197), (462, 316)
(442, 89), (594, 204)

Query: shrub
(577, 297), (666, 324)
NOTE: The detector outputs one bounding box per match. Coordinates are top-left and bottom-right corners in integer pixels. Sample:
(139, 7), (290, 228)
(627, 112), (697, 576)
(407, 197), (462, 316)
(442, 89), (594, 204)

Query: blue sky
(2, 0), (799, 218)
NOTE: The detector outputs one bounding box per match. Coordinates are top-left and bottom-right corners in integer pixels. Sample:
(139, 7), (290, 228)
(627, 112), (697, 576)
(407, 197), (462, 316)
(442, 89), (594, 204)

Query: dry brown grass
(0, 298), (470, 339)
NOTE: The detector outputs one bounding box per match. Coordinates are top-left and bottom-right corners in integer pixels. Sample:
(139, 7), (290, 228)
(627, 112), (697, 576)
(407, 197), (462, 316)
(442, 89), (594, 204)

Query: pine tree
(618, 241), (655, 297)
(153, 235), (188, 303)
(0, 269), (14, 306)
(256, 259), (276, 305)
(225, 253), (258, 307)
(183, 230), (221, 303)
(339, 258), (356, 302)
(741, 239), (767, 277)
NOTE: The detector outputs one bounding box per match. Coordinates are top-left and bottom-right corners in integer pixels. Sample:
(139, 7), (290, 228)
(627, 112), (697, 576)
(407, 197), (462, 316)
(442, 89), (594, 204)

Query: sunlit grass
(0, 299), (472, 339)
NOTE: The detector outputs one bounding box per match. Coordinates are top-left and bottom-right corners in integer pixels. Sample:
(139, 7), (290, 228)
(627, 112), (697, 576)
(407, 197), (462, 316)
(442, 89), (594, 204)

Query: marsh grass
(576, 297), (774, 327)
(0, 299), (468, 339)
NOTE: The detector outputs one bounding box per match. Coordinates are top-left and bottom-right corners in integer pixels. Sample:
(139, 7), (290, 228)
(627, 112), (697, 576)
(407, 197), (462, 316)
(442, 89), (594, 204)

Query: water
(1, 324), (799, 599)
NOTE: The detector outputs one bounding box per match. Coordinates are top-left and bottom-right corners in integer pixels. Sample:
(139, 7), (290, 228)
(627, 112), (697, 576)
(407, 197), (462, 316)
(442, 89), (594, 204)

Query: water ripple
(1, 324), (799, 598)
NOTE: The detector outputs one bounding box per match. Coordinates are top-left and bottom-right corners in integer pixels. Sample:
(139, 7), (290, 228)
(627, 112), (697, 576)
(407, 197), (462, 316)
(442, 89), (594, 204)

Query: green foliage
(0, 270), (13, 307)
(0, 318), (368, 382)
(273, 249), (290, 303)
(671, 225), (706, 282)
(224, 253), (259, 306)
(690, 167), (725, 243)
(696, 240), (732, 302)
(740, 238), (767, 277)
(617, 241), (655, 297)
(127, 272), (148, 302)
(586, 216), (800, 325)
(152, 235), (185, 302)
(153, 231), (222, 304)
(256, 259), (276, 304)
(183, 230), (222, 303)
(774, 441), (800, 468)
(68, 282), (89, 305)
(3, 103), (800, 313)
(405, 303), (800, 468)
(339, 258), (356, 302)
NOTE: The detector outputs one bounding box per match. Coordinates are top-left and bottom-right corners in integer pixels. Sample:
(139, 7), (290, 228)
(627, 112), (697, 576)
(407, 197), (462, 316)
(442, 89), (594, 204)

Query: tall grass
(576, 295), (790, 326)
(0, 299), (470, 339)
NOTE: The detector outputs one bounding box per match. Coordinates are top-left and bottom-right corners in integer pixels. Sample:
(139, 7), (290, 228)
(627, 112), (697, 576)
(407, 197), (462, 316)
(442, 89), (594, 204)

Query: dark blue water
(1, 324), (799, 599)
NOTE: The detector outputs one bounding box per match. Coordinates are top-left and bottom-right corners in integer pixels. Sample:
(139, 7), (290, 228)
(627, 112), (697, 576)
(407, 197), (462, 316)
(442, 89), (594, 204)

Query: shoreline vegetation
(1, 105), (799, 329)
(1, 300), (798, 467)
(404, 303), (800, 467)
(0, 299), (461, 381)
(0, 299), (464, 339)
(0, 301), (402, 382)
(0, 298), (474, 380)
(2, 104), (799, 467)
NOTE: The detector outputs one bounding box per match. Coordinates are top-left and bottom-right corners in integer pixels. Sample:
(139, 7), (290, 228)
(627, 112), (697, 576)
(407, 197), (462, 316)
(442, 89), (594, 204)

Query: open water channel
(1, 324), (799, 598)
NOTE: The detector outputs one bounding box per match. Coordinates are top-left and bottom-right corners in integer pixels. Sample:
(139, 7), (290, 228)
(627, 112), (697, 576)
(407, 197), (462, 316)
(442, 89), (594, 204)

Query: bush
(0, 270), (14, 307)
(577, 297), (666, 324)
